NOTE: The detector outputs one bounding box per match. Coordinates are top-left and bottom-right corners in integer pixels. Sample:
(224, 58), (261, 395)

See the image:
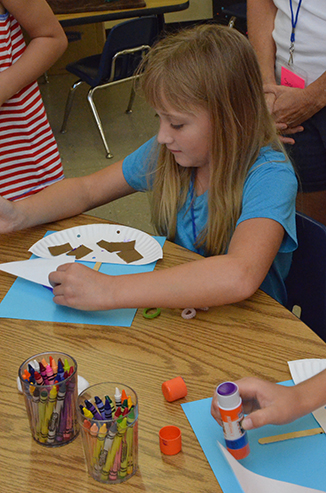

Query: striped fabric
(0, 13), (64, 201)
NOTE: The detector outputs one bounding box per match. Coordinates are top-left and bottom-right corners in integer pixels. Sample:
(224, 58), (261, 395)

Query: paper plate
(288, 358), (326, 384)
(29, 224), (163, 265)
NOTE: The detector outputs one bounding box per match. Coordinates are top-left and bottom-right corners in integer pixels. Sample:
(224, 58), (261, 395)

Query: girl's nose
(157, 122), (174, 145)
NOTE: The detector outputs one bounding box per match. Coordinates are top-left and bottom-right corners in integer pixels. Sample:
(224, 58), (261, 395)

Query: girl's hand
(49, 263), (115, 311)
(211, 377), (302, 430)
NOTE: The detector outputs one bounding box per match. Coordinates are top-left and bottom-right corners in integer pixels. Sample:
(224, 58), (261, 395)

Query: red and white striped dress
(0, 12), (64, 201)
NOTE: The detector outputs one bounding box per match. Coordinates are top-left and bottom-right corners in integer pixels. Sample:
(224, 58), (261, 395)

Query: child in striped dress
(0, 0), (67, 200)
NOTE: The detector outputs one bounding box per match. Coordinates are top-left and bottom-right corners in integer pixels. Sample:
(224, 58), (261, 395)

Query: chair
(285, 211), (326, 342)
(60, 15), (160, 158)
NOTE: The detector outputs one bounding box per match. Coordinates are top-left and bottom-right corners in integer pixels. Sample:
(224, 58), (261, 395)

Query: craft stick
(258, 427), (323, 444)
(93, 262), (102, 272)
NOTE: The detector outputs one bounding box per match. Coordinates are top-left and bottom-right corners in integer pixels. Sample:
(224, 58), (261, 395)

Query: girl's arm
(0, 160), (136, 232)
(49, 216), (285, 310)
(0, 0), (68, 104)
(211, 371), (326, 430)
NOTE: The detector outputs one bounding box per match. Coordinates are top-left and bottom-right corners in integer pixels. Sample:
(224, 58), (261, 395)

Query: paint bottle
(216, 381), (250, 460)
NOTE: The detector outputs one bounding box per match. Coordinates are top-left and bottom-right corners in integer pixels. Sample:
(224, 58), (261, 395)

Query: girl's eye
(171, 124), (183, 129)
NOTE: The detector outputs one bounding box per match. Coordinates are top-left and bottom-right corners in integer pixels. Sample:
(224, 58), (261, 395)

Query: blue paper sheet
(0, 234), (165, 327)
(182, 381), (326, 492)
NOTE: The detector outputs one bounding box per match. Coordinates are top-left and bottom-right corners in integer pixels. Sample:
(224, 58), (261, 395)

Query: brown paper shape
(97, 240), (136, 253)
(48, 243), (73, 256)
(66, 244), (93, 260)
(117, 248), (143, 263)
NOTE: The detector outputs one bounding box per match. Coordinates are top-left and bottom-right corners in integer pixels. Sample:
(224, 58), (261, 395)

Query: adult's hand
(264, 84), (322, 128)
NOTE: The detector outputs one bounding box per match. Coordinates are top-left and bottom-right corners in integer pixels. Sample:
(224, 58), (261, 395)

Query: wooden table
(1, 214), (325, 493)
(55, 0), (190, 27)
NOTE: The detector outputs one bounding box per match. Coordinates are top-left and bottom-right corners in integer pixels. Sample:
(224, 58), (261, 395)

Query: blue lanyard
(190, 177), (197, 245)
(288, 0), (302, 63)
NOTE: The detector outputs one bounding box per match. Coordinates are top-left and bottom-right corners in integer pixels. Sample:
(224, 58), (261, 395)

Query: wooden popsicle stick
(259, 427), (323, 444)
(93, 262), (102, 271)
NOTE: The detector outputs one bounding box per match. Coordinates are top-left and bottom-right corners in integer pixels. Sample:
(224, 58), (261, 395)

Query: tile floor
(40, 73), (159, 235)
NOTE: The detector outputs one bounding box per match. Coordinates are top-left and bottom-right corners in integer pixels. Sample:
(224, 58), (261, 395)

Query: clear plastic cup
(18, 351), (78, 446)
(77, 382), (138, 484)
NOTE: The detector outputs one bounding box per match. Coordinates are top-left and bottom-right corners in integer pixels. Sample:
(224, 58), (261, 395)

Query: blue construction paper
(182, 381), (326, 492)
(0, 234), (165, 327)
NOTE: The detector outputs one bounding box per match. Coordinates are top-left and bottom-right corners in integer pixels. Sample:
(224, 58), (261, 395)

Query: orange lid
(159, 425), (182, 455)
(162, 376), (187, 402)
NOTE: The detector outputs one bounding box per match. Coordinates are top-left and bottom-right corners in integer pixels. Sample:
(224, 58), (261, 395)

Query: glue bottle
(216, 381), (250, 460)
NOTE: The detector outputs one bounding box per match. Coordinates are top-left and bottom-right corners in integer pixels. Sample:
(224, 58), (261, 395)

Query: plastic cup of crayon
(77, 382), (139, 484)
(18, 351), (79, 447)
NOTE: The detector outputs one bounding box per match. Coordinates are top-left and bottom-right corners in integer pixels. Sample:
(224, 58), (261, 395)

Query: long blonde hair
(139, 24), (283, 255)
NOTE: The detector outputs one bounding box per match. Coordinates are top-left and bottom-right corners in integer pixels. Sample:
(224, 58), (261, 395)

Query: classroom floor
(40, 72), (159, 235)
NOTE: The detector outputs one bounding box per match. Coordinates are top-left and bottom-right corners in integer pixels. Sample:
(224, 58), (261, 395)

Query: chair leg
(125, 85), (136, 114)
(60, 80), (84, 134)
(228, 16), (237, 28)
(87, 87), (113, 159)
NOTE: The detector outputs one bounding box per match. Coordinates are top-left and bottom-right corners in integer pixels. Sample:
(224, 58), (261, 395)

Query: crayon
(31, 387), (40, 433)
(118, 437), (128, 479)
(114, 407), (122, 419)
(101, 417), (127, 481)
(47, 413), (58, 444)
(63, 358), (70, 373)
(40, 385), (57, 442)
(64, 377), (76, 440)
(114, 387), (122, 408)
(49, 356), (58, 377)
(33, 370), (44, 386)
(93, 423), (107, 467)
(126, 407), (135, 475)
(85, 400), (103, 421)
(37, 389), (48, 440)
(104, 398), (112, 420)
(53, 382), (66, 441)
(109, 443), (121, 481)
(82, 407), (94, 419)
(56, 359), (65, 382)
(46, 364), (55, 384)
(99, 421), (117, 467)
(39, 362), (49, 385)
(121, 389), (128, 404)
(28, 364), (35, 380)
(95, 396), (106, 419)
(106, 395), (116, 414)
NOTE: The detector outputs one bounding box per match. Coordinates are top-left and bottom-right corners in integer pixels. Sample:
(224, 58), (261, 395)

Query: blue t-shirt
(122, 137), (298, 305)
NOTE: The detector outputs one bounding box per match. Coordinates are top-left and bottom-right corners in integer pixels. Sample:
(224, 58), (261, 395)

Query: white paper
(288, 359), (326, 433)
(0, 257), (75, 287)
(218, 443), (324, 493)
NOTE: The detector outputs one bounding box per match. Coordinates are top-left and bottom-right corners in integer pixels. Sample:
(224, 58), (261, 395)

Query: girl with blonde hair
(0, 23), (297, 311)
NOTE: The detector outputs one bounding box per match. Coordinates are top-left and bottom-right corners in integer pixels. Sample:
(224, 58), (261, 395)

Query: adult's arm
(247, 0), (303, 142)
